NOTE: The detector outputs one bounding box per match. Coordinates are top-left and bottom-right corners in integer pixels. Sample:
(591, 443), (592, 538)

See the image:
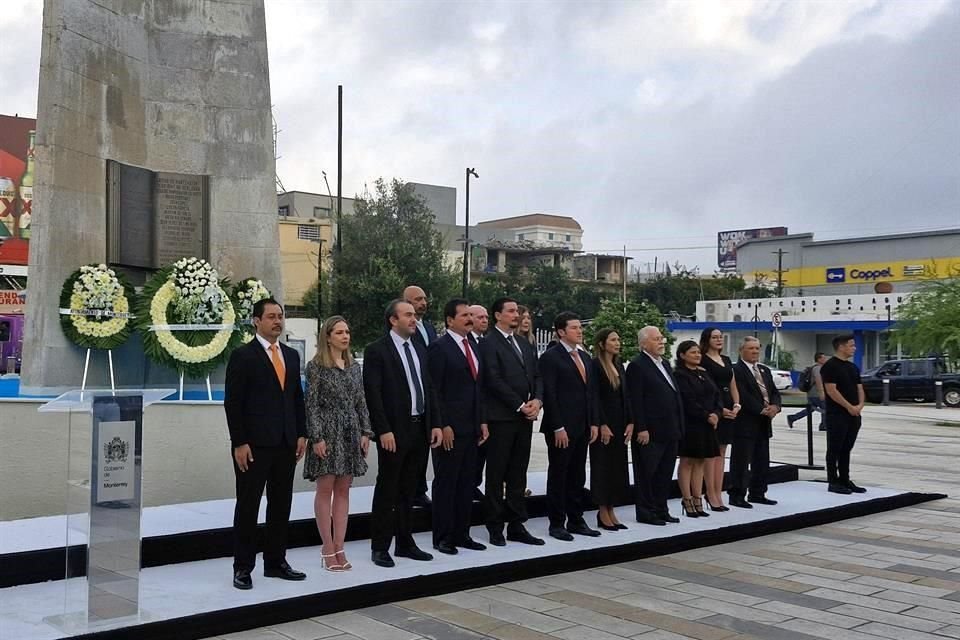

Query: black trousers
(232, 444), (296, 572)
(417, 447), (430, 497)
(484, 418), (532, 533)
(728, 435), (770, 498)
(631, 439), (678, 519)
(826, 412), (861, 483)
(431, 433), (478, 545)
(371, 419), (428, 552)
(545, 429), (589, 528)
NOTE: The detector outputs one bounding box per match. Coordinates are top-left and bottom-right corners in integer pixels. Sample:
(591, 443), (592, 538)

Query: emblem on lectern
(104, 436), (129, 463)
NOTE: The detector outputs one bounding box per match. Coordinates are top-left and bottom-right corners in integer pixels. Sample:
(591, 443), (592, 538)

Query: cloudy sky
(3, 0), (959, 272)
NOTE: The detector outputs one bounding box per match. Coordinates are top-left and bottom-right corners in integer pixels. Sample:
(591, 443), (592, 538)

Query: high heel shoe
(336, 549), (352, 570)
(707, 499), (729, 512)
(321, 552), (344, 572)
(596, 513), (620, 532)
(682, 497), (700, 518)
(693, 496), (710, 517)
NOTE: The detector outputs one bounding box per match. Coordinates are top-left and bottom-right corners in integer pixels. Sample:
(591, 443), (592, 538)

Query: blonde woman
(304, 316), (373, 571)
(517, 305), (536, 345)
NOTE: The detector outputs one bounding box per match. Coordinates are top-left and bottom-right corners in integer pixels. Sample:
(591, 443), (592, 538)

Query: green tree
(300, 271), (330, 320)
(895, 276), (960, 360)
(330, 178), (458, 348)
(583, 298), (669, 361)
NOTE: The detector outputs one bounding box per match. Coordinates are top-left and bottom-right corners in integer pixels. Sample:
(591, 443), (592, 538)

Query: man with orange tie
(539, 311), (601, 541)
(224, 298), (308, 590)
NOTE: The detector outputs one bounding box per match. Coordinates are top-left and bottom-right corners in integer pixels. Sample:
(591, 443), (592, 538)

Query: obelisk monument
(22, 0), (281, 393)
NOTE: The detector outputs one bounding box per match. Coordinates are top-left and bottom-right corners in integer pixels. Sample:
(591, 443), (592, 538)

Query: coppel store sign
(825, 266), (893, 283)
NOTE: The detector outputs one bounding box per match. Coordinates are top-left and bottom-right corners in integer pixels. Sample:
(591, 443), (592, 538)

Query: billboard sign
(717, 227), (788, 271)
(0, 114), (37, 266)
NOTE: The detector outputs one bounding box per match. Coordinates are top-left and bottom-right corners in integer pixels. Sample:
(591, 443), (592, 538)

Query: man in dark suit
(539, 311), (600, 541)
(224, 298), (307, 590)
(468, 303), (489, 500)
(478, 297), (545, 547)
(364, 299), (443, 567)
(428, 298), (490, 555)
(728, 336), (782, 508)
(626, 325), (684, 526)
(404, 284), (437, 508)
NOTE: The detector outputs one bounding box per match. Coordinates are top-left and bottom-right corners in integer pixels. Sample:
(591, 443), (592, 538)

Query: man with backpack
(788, 353), (828, 430)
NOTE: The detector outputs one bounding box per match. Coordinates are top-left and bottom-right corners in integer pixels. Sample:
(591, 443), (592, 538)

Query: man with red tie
(427, 298), (490, 554)
(224, 298), (307, 590)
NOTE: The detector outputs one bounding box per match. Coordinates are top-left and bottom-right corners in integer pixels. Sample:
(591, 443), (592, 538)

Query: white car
(769, 368), (794, 391)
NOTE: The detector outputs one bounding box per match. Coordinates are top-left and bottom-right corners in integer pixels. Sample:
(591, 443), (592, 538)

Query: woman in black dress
(674, 340), (722, 518)
(589, 328), (634, 530)
(699, 327), (741, 511)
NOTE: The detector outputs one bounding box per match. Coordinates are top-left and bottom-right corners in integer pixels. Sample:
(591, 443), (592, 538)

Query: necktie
(403, 342), (425, 415)
(270, 343), (285, 390)
(752, 364), (770, 405)
(571, 349), (586, 383)
(507, 334), (524, 363)
(463, 338), (478, 380)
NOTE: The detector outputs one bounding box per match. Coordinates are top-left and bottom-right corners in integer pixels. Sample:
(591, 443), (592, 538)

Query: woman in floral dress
(304, 315), (373, 571)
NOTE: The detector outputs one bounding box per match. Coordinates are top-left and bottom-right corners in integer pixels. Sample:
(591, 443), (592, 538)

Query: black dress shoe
(412, 493), (432, 508)
(596, 514), (620, 532)
(846, 481), (867, 493)
(507, 525), (545, 546)
(828, 483), (853, 494)
(567, 522), (601, 537)
(488, 531), (506, 547)
(748, 496), (778, 506)
(615, 523), (628, 530)
(658, 512), (680, 524)
(395, 546), (433, 561)
(729, 497), (753, 508)
(549, 526), (574, 541)
(371, 550), (395, 567)
(233, 569), (252, 590)
(433, 541), (459, 555)
(456, 537), (487, 551)
(264, 561), (306, 581)
(636, 514), (667, 526)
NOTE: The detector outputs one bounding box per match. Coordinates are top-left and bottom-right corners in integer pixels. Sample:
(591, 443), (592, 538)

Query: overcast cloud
(2, 0), (958, 272)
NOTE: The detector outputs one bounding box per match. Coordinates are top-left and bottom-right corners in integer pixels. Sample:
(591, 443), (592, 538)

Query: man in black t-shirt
(819, 335), (865, 495)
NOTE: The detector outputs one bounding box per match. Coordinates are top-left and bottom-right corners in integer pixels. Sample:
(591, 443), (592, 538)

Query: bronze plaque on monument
(107, 160), (209, 269)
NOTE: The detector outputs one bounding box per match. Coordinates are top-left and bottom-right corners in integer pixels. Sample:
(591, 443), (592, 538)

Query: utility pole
(772, 249), (789, 297)
(462, 168), (478, 297)
(335, 84), (343, 312)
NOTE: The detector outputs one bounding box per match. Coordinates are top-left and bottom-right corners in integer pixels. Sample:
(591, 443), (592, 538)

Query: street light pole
(462, 167), (478, 297)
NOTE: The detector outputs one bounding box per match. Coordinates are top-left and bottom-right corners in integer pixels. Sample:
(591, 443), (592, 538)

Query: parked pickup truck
(861, 358), (960, 408)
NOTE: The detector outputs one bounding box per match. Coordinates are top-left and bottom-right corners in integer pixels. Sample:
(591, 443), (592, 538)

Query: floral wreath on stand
(58, 264), (135, 350)
(136, 257), (241, 380)
(231, 278), (272, 343)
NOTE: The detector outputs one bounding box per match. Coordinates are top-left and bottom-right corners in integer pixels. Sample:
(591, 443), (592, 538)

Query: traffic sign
(771, 312), (783, 328)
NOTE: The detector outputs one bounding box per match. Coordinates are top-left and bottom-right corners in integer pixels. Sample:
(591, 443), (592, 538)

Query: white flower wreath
(146, 258), (237, 365)
(59, 264), (134, 349)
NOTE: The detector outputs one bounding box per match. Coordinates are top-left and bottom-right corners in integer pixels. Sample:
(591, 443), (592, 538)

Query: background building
(737, 229), (960, 296)
(669, 228), (960, 372)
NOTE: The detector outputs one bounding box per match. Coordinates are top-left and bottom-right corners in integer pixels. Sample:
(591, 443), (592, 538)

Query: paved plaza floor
(202, 404), (960, 640)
